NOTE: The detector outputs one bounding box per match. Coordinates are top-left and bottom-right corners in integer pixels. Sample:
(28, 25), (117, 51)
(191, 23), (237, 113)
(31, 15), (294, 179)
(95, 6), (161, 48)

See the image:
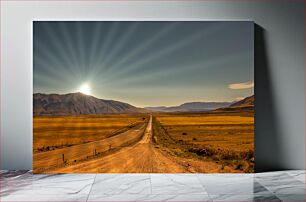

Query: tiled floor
(0, 170), (305, 201)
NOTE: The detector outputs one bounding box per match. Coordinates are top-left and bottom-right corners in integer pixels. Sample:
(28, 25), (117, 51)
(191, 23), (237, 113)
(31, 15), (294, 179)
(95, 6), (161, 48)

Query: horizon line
(33, 91), (253, 108)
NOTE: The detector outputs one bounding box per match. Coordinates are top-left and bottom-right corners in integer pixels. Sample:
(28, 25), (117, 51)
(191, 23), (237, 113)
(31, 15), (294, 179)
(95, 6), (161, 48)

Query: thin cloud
(228, 81), (254, 90)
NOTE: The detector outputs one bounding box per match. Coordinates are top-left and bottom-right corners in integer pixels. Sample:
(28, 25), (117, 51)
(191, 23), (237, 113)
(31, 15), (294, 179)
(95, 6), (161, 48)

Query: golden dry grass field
(33, 114), (148, 153)
(152, 111), (254, 172)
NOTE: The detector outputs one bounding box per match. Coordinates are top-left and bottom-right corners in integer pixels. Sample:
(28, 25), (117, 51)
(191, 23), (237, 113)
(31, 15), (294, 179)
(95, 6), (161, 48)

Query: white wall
(1, 0), (304, 170)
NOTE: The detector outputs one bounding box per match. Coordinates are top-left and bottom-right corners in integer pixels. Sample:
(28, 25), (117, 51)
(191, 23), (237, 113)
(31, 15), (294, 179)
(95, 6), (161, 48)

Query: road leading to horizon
(51, 115), (192, 173)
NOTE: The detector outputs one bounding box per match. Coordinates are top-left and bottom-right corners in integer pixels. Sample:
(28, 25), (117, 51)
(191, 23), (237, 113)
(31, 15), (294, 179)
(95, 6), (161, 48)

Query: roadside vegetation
(152, 112), (254, 173)
(33, 114), (148, 153)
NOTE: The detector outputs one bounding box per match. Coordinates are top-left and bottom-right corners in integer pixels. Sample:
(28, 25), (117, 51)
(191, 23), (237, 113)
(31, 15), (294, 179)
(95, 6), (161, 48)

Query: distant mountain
(146, 106), (169, 112)
(229, 95), (254, 108)
(216, 95), (254, 112)
(33, 93), (147, 115)
(146, 102), (232, 112)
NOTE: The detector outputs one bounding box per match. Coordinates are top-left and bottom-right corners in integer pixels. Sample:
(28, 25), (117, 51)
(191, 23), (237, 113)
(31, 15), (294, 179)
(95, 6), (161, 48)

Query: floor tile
(256, 173), (305, 195)
(141, 194), (211, 202)
(0, 194), (88, 202)
(197, 174), (256, 195)
(1, 170), (306, 202)
(210, 194), (281, 202)
(286, 170), (306, 183)
(253, 194), (282, 202)
(1, 173), (96, 196)
(88, 194), (211, 202)
(255, 171), (294, 180)
(150, 174), (207, 195)
(90, 174), (151, 195)
(275, 194), (306, 202)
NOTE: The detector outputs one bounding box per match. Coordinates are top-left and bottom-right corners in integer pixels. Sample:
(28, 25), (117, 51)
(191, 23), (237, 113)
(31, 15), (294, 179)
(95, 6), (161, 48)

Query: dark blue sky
(33, 21), (253, 107)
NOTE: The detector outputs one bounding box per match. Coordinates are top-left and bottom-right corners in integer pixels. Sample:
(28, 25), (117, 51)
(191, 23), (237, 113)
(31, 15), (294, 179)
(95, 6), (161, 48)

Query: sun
(79, 83), (91, 95)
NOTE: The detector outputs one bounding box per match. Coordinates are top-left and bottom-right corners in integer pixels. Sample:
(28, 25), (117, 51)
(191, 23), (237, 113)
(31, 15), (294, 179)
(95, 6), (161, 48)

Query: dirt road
(51, 115), (193, 173)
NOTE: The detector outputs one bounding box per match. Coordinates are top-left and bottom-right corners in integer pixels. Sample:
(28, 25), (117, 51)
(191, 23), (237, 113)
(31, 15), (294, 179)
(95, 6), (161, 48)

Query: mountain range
(216, 95), (254, 112)
(229, 95), (254, 108)
(146, 102), (232, 112)
(33, 93), (254, 115)
(33, 93), (146, 115)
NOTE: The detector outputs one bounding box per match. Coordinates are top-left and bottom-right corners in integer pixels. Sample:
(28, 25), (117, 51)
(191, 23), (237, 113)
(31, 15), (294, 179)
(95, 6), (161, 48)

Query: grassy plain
(33, 114), (148, 153)
(152, 111), (254, 173)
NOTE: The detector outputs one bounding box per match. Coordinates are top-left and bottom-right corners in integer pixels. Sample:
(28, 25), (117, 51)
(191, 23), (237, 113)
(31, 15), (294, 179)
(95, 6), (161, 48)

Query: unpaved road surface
(51, 115), (193, 173)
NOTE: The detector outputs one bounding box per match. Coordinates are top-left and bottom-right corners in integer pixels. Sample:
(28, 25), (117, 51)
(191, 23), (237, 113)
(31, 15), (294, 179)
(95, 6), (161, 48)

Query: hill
(215, 95), (254, 112)
(230, 95), (254, 108)
(33, 93), (147, 115)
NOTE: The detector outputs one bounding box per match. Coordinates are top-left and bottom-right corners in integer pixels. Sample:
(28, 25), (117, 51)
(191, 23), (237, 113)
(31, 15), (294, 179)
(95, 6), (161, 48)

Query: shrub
(235, 161), (244, 170)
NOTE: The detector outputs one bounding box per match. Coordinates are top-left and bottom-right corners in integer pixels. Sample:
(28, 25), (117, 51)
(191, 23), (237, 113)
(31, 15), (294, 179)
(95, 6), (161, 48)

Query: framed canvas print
(33, 21), (254, 173)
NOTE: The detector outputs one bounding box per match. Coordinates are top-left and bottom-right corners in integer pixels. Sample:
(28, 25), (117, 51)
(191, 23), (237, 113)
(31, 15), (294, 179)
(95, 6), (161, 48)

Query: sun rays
(33, 21), (253, 105)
